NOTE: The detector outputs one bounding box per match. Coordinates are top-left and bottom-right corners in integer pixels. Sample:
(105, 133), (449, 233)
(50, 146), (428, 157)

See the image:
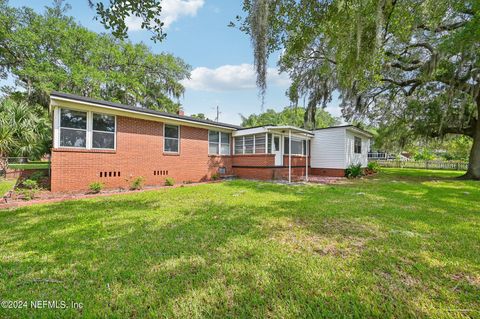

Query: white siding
(345, 130), (370, 167)
(310, 128), (346, 169)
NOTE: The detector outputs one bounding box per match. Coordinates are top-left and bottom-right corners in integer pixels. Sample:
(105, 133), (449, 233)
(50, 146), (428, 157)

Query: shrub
(211, 173), (220, 180)
(19, 179), (39, 200)
(22, 179), (38, 189)
(29, 171), (46, 182)
(367, 162), (381, 173)
(130, 176), (145, 190)
(89, 181), (103, 193)
(345, 164), (363, 178)
(165, 177), (175, 186)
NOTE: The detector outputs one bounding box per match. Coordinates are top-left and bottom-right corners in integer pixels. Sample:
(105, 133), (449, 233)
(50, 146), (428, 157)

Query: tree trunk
(463, 99), (480, 180)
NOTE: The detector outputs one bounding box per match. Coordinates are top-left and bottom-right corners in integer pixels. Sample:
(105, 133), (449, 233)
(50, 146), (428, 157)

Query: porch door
(272, 135), (282, 166)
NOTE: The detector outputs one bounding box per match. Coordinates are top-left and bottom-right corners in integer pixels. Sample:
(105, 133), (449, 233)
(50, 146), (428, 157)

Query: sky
(8, 0), (342, 125)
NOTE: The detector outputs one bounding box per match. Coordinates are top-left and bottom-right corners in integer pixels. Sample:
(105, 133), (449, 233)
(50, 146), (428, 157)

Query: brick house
(49, 92), (372, 192)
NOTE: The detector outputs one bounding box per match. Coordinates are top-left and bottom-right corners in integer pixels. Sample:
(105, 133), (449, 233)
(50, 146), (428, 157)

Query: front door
(273, 135), (282, 166)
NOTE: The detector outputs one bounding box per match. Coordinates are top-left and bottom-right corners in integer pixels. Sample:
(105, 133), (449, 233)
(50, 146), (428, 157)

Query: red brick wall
(51, 116), (232, 192)
(232, 155), (308, 181)
(232, 154), (275, 167)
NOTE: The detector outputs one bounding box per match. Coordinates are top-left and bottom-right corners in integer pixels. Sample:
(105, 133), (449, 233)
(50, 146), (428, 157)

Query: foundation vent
(100, 171), (121, 178)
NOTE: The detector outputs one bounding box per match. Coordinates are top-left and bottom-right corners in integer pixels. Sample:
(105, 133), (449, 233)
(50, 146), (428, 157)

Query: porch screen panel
(234, 136), (244, 154)
(254, 134), (266, 154)
(284, 138), (304, 155)
(244, 136), (254, 154)
(267, 133), (272, 153)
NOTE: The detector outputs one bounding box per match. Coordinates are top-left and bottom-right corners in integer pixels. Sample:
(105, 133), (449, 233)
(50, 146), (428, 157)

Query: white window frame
(354, 136), (362, 154)
(208, 130), (231, 155)
(92, 112), (117, 150)
(55, 107), (116, 150)
(164, 124), (180, 154)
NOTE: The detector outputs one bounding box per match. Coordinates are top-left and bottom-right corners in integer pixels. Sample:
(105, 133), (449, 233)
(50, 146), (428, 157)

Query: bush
(211, 173), (220, 180)
(22, 179), (38, 189)
(367, 162), (381, 173)
(345, 164), (363, 178)
(19, 179), (39, 200)
(29, 171), (46, 182)
(130, 176), (145, 190)
(89, 181), (103, 193)
(165, 177), (175, 186)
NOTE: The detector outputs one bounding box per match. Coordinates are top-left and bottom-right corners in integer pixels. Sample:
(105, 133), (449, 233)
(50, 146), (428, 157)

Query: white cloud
(181, 64), (291, 92)
(125, 0), (204, 31)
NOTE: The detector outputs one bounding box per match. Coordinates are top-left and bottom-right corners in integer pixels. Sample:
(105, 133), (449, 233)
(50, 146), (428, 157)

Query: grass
(0, 168), (478, 318)
(8, 162), (50, 170)
(0, 178), (16, 196)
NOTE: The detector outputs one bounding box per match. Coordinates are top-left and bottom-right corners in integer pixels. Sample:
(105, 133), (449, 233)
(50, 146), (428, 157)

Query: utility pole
(214, 105), (221, 122)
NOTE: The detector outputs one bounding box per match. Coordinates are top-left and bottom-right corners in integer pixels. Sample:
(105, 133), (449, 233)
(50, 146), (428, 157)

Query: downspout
(289, 129), (292, 183)
(305, 134), (309, 182)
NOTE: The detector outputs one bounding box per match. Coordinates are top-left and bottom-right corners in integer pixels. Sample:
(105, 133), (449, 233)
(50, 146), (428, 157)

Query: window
(209, 131), (230, 155)
(234, 136), (243, 154)
(254, 134), (265, 153)
(267, 133), (272, 153)
(354, 136), (362, 154)
(220, 132), (230, 155)
(244, 136), (254, 154)
(284, 137), (306, 155)
(58, 108), (116, 150)
(234, 134), (269, 155)
(164, 124), (179, 153)
(60, 109), (87, 148)
(93, 113), (115, 149)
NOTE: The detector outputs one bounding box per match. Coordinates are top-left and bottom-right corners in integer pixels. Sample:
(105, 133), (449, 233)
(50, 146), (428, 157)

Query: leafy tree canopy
(241, 106), (340, 128)
(238, 0), (480, 178)
(0, 0), (190, 113)
(88, 0), (165, 42)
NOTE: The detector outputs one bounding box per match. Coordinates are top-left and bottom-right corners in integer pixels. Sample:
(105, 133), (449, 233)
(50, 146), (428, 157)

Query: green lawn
(0, 178), (16, 196)
(8, 162), (50, 170)
(0, 168), (479, 318)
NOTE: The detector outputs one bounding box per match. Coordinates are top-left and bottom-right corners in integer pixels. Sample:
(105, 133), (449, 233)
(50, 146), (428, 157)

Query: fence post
(426, 161), (429, 169)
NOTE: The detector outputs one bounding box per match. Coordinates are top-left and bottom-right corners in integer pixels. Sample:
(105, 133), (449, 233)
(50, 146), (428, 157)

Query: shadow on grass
(0, 175), (479, 318)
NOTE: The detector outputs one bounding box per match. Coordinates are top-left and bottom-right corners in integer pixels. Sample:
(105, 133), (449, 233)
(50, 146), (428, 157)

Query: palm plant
(0, 98), (51, 160)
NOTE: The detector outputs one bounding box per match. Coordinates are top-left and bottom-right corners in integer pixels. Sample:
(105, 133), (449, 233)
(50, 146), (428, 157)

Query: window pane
(292, 140), (303, 155)
(61, 109), (86, 129)
(92, 132), (115, 149)
(93, 113), (115, 132)
(234, 137), (243, 154)
(60, 128), (86, 147)
(244, 136), (254, 154)
(209, 143), (219, 155)
(165, 125), (179, 138)
(267, 134), (272, 153)
(165, 138), (179, 152)
(209, 130), (219, 143)
(284, 137), (289, 154)
(220, 132), (230, 144)
(254, 134), (265, 154)
(220, 144), (230, 155)
(354, 137), (362, 154)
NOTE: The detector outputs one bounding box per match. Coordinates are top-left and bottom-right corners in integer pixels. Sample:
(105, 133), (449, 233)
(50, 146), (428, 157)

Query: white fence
(373, 160), (468, 171)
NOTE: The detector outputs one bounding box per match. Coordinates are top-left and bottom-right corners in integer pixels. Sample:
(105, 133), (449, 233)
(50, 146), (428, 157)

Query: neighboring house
(49, 92), (372, 192)
(310, 126), (374, 176)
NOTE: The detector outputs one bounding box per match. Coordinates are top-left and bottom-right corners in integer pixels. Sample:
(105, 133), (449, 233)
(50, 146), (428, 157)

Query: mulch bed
(0, 181), (221, 210)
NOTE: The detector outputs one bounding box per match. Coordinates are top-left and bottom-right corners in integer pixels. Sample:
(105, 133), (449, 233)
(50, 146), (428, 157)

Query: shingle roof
(50, 91), (243, 130)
